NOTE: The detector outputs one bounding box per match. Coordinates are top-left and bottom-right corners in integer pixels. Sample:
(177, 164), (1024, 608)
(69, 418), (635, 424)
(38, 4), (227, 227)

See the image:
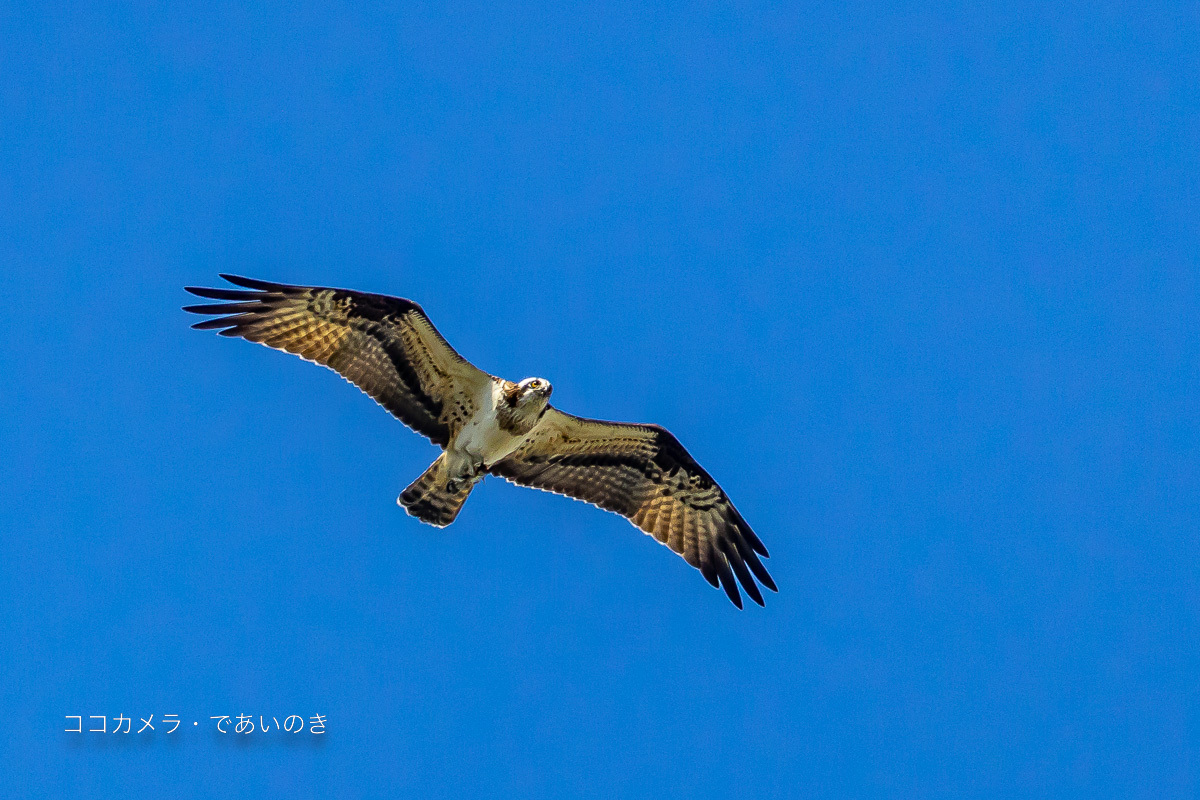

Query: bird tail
(398, 454), (477, 527)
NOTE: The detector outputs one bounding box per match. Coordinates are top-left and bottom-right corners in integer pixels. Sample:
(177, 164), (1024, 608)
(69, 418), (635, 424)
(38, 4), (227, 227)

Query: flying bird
(184, 275), (775, 607)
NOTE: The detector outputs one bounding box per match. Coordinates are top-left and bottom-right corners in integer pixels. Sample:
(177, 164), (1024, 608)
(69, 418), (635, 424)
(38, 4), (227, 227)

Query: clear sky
(1, 1), (1197, 797)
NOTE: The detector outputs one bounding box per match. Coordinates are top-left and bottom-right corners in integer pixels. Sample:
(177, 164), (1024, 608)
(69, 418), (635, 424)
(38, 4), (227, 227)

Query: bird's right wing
(489, 408), (775, 608)
(184, 274), (490, 446)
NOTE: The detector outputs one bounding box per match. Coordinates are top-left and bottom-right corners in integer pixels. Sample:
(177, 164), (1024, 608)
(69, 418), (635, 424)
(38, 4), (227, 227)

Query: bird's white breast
(449, 380), (530, 466)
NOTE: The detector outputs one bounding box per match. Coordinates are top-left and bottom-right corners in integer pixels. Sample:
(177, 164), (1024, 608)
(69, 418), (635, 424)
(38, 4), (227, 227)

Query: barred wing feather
(489, 409), (775, 607)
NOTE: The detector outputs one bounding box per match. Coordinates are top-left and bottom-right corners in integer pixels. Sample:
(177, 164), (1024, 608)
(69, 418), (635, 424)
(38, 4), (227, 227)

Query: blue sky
(1, 1), (1197, 797)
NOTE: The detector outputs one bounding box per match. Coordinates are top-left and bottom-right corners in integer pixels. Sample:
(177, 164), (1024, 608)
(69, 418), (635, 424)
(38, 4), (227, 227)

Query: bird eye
(530, 380), (540, 388)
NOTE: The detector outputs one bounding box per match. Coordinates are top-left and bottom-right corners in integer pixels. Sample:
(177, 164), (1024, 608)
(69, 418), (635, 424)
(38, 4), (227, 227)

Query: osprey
(184, 275), (776, 608)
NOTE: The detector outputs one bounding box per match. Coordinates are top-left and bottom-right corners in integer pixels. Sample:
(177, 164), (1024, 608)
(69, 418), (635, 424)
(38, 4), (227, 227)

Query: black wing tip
(218, 273), (281, 290)
(748, 561), (777, 595)
(736, 535), (778, 594)
(720, 542), (767, 607)
(184, 276), (292, 321)
(736, 566), (766, 606)
(182, 303), (229, 314)
(189, 318), (236, 330)
(735, 576), (764, 607)
(183, 285), (225, 298)
(712, 564), (775, 608)
(711, 551), (744, 609)
(184, 275), (292, 299)
(183, 286), (261, 302)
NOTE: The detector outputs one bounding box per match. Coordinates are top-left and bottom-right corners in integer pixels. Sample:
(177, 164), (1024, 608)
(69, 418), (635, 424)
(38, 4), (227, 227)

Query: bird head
(518, 377), (553, 403)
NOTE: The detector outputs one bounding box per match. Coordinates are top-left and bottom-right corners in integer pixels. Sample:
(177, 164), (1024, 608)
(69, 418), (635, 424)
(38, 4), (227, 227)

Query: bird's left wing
(184, 275), (490, 446)
(488, 408), (776, 608)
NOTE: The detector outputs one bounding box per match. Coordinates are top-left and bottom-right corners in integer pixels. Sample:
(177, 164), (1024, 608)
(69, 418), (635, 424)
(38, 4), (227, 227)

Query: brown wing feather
(488, 408), (775, 608)
(184, 275), (489, 446)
